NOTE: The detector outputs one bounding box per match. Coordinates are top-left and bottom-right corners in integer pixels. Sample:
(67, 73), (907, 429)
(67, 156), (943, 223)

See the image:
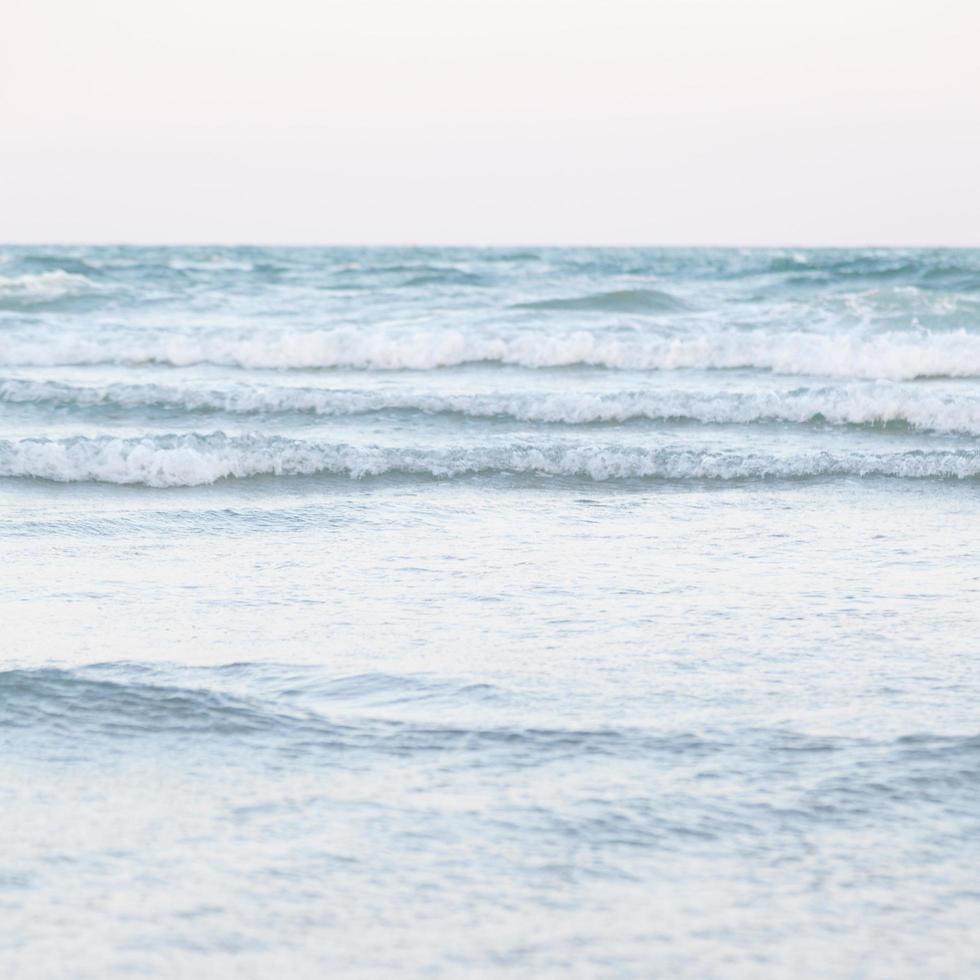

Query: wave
(0, 270), (96, 304)
(167, 257), (255, 272)
(515, 288), (686, 313)
(16, 255), (102, 276)
(0, 666), (669, 758)
(7, 379), (980, 435)
(4, 328), (980, 379)
(0, 667), (310, 738)
(764, 253), (980, 290)
(403, 270), (485, 287)
(2, 433), (979, 486)
(6, 664), (980, 770)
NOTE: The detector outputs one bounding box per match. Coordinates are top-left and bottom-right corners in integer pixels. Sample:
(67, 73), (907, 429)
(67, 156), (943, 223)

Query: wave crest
(6, 379), (980, 435)
(2, 433), (979, 487)
(0, 270), (96, 305)
(3, 328), (980, 379)
(515, 288), (687, 313)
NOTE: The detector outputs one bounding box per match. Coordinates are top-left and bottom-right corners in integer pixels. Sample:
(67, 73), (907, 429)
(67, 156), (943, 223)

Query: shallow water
(2, 246), (980, 977)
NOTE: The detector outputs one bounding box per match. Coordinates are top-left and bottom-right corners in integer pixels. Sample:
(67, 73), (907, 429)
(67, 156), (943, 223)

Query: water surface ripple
(3, 246), (980, 978)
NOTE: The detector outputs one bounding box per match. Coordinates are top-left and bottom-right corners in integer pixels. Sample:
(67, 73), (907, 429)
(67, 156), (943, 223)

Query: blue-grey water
(2, 246), (980, 978)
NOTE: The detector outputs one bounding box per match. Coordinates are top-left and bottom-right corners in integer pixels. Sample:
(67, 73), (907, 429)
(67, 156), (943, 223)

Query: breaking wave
(4, 328), (980, 379)
(2, 433), (979, 486)
(0, 270), (97, 305)
(6, 378), (980, 435)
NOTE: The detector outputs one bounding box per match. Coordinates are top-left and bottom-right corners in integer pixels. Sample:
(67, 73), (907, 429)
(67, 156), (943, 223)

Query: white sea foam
(2, 328), (980, 379)
(5, 378), (980, 435)
(0, 270), (95, 301)
(2, 434), (979, 487)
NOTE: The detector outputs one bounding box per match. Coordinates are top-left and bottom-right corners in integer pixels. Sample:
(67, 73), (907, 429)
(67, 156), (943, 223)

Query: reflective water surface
(2, 247), (980, 977)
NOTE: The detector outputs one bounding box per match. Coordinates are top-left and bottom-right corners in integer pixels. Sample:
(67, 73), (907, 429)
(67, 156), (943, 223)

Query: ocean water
(2, 246), (980, 978)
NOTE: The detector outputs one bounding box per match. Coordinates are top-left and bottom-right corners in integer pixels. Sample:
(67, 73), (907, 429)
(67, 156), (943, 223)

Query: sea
(2, 246), (979, 978)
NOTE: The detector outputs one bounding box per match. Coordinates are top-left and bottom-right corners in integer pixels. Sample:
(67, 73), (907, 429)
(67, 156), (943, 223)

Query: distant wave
(515, 288), (687, 313)
(16, 255), (102, 276)
(769, 257), (920, 280)
(7, 379), (980, 435)
(167, 257), (255, 272)
(403, 270), (486, 287)
(0, 270), (96, 305)
(2, 433), (979, 486)
(764, 254), (980, 289)
(4, 328), (980, 379)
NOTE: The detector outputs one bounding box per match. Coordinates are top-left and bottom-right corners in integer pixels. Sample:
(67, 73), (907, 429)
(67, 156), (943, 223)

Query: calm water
(2, 246), (980, 978)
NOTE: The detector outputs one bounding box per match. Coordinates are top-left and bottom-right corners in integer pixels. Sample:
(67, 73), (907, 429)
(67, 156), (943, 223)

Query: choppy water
(3, 246), (980, 978)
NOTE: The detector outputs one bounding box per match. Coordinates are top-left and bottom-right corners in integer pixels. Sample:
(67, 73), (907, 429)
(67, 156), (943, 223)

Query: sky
(2, 0), (979, 245)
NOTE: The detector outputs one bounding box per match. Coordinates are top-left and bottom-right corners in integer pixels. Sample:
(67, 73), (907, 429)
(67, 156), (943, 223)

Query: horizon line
(3, 241), (980, 250)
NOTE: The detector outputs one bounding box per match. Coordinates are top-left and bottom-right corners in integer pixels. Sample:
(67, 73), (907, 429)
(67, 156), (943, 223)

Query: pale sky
(2, 0), (978, 245)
